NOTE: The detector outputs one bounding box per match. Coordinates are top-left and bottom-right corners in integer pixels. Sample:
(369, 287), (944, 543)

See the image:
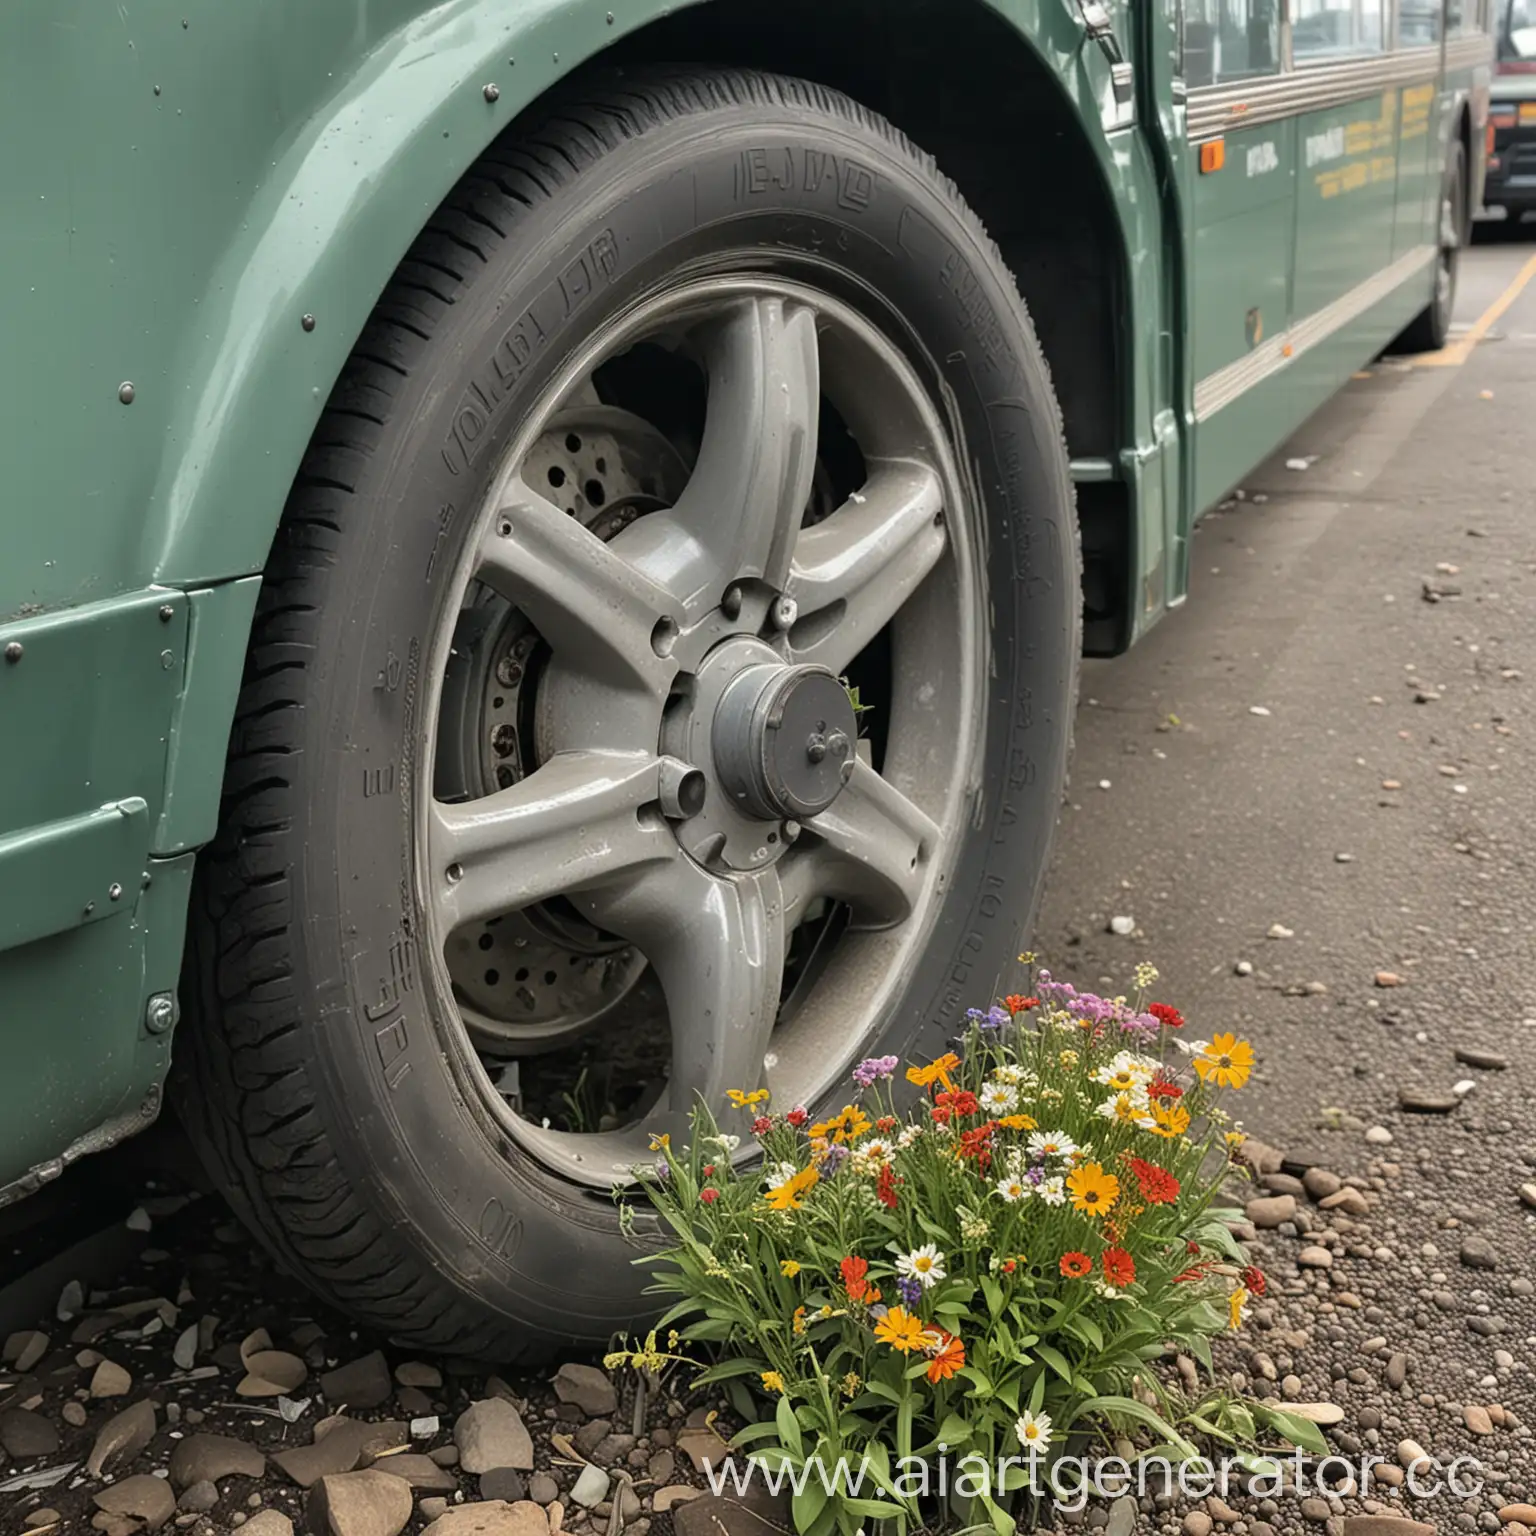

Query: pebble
(62, 1400), (88, 1427)
(1398, 1086), (1461, 1113)
(94, 1475), (177, 1534)
(570, 1465), (611, 1509)
(479, 1469), (527, 1503)
(1303, 1168), (1343, 1200)
(1341, 1520), (1435, 1536)
(1397, 1438), (1432, 1470)
(1455, 1047), (1509, 1070)
(1267, 923), (1294, 939)
(393, 1360), (442, 1389)
(1301, 1497), (1331, 1523)
(1519, 1183), (1536, 1211)
(652, 1486), (701, 1512)
(86, 1398), (157, 1478)
(90, 1358), (133, 1397)
(1105, 1497), (1136, 1536)
(3, 1330), (50, 1372)
(170, 1432), (267, 1488)
(552, 1363), (618, 1418)
(1109, 915), (1135, 936)
(1286, 1403), (1346, 1425)
(1373, 972), (1402, 988)
(1498, 1509), (1536, 1528)
(528, 1473), (560, 1506)
(1385, 1354), (1409, 1388)
(178, 1482), (220, 1514)
(241, 1514), (295, 1536)
(1460, 1235), (1499, 1270)
(1297, 1245), (1334, 1268)
(239, 1349), (308, 1397)
(1364, 1126), (1393, 1145)
(272, 1420), (409, 1488)
(0, 1407), (60, 1460)
(307, 1469), (413, 1536)
(1235, 960), (1254, 976)
(1464, 1405), (1495, 1435)
(455, 1399), (534, 1475)
(319, 1352), (394, 1410)
(1247, 1194), (1298, 1228)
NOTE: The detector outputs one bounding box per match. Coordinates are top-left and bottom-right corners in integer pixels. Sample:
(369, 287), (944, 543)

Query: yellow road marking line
(1415, 249), (1536, 367)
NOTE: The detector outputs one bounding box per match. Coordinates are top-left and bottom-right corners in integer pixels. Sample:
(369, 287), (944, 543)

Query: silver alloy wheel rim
(416, 275), (983, 1187)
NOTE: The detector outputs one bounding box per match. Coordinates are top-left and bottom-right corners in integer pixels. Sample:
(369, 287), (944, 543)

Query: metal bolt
(118, 382), (136, 404)
(109, 882), (123, 901)
(144, 993), (176, 1034)
(658, 759), (707, 820)
(158, 603), (174, 622)
(491, 723), (518, 758)
(783, 820), (801, 843)
(495, 654), (524, 687)
(770, 594), (798, 630)
(483, 82), (500, 102)
(3, 642), (21, 664)
(721, 585), (744, 620)
(301, 313), (316, 332)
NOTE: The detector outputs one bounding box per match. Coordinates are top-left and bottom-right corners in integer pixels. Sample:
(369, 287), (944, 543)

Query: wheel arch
(149, 0), (1136, 617)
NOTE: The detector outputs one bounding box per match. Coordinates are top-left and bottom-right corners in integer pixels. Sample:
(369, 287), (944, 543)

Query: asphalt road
(1036, 219), (1536, 1185)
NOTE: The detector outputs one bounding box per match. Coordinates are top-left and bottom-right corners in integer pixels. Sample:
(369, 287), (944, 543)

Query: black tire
(178, 67), (1080, 1357)
(1397, 137), (1466, 353)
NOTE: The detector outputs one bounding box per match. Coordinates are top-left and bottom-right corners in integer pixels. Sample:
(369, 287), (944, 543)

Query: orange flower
(906, 1053), (961, 1092)
(1004, 994), (1039, 1015)
(1102, 1246), (1136, 1286)
(874, 1306), (929, 1353)
(1059, 1251), (1092, 1278)
(840, 1255), (871, 1301)
(1066, 1162), (1120, 1218)
(925, 1330), (966, 1383)
(997, 1113), (1038, 1132)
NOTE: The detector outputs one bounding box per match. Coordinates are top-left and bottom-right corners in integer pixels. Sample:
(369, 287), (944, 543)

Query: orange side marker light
(1200, 139), (1226, 174)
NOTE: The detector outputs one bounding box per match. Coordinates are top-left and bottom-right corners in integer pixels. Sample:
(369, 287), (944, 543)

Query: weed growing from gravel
(630, 962), (1329, 1535)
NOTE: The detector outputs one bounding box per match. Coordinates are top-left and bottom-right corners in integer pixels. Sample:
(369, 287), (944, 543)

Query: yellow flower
(873, 1306), (929, 1353)
(780, 1259), (801, 1277)
(1065, 1161), (1120, 1217)
(1225, 1130), (1246, 1148)
(997, 1114), (1038, 1132)
(1194, 1033), (1254, 1090)
(761, 1370), (786, 1394)
(648, 1133), (671, 1152)
(810, 1105), (871, 1145)
(1148, 1101), (1192, 1139)
(906, 1053), (960, 1092)
(840, 1371), (861, 1399)
(727, 1088), (770, 1107)
(764, 1166), (819, 1211)
(1229, 1285), (1249, 1330)
(1058, 1049), (1079, 1068)
(792, 1306), (807, 1335)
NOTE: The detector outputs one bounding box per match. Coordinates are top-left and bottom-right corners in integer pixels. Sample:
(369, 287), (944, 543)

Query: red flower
(1005, 994), (1039, 1015)
(1172, 1264), (1207, 1283)
(1102, 1246), (1136, 1286)
(1148, 1002), (1185, 1030)
(1059, 1251), (1092, 1279)
(1186, 1239), (1201, 1253)
(876, 1163), (900, 1210)
(1147, 1074), (1184, 1103)
(702, 1164), (716, 1177)
(957, 1123), (994, 1174)
(699, 1188), (720, 1205)
(875, 1116), (898, 1133)
(1241, 1265), (1267, 1297)
(1126, 1156), (1180, 1205)
(786, 1106), (808, 1127)
(936, 1090), (979, 1117)
(752, 1116), (773, 1136)
(1001, 1258), (1017, 1274)
(840, 1255), (871, 1301)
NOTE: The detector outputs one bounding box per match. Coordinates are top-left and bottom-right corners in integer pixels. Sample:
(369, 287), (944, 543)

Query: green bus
(0, 0), (1490, 1353)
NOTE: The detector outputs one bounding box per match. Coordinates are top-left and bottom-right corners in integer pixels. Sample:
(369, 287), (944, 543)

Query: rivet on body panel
(118, 382), (136, 404)
(483, 83), (500, 102)
(3, 642), (21, 664)
(301, 313), (316, 332)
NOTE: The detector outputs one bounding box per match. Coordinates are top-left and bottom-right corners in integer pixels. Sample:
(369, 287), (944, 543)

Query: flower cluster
(634, 963), (1289, 1535)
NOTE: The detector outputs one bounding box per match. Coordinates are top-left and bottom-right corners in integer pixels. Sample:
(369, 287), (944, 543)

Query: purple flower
(982, 1005), (1010, 1031)
(1123, 1011), (1160, 1041)
(654, 1157), (670, 1182)
(853, 1054), (900, 1088)
(897, 1275), (923, 1307)
(821, 1144), (850, 1176)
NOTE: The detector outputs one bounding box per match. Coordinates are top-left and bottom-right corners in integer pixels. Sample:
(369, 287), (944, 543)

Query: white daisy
(1027, 1130), (1078, 1161)
(979, 1081), (1019, 1115)
(763, 1161), (798, 1193)
(896, 1124), (925, 1149)
(1096, 1092), (1153, 1128)
(1037, 1175), (1067, 1206)
(991, 1063), (1027, 1086)
(851, 1138), (895, 1174)
(993, 1174), (1030, 1203)
(895, 1243), (947, 1290)
(1015, 1410), (1053, 1450)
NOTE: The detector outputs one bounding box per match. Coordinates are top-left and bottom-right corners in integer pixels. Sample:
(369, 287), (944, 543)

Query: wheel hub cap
(713, 661), (856, 821)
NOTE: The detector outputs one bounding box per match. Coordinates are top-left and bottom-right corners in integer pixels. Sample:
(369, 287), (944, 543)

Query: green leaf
(776, 1394), (803, 1458)
(839, 1499), (909, 1520)
(981, 1276), (1005, 1320)
(792, 1476), (828, 1532)
(731, 1421), (788, 1448)
(1035, 1343), (1073, 1382)
(958, 1365), (993, 1397)
(694, 1358), (770, 1385)
(1253, 1404), (1330, 1456)
(1065, 1395), (1198, 1459)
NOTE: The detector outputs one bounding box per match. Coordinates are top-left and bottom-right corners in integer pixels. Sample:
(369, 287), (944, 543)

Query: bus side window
(1292, 0), (1388, 58)
(1183, 0), (1281, 84)
(1446, 0), (1467, 35)
(1398, 0), (1444, 42)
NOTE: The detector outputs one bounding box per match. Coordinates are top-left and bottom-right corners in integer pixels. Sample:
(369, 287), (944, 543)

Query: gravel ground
(2, 238), (1534, 1536)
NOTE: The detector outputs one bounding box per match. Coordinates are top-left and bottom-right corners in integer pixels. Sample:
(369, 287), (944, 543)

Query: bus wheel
(1398, 138), (1466, 353)
(177, 68), (1080, 1356)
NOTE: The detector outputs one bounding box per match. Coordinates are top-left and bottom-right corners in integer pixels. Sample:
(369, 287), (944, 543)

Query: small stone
(306, 1470), (413, 1536)
(1373, 972), (1401, 988)
(552, 1364), (618, 1418)
(95, 1475), (177, 1534)
(1300, 1498), (1330, 1523)
(23, 1511), (62, 1530)
(419, 1501), (450, 1524)
(1364, 1126), (1393, 1145)
(529, 1473), (560, 1506)
(1286, 1403), (1346, 1425)
(393, 1361), (442, 1390)
(479, 1469), (527, 1502)
(409, 1414), (439, 1439)
(3, 1330), (50, 1372)
(652, 1487), (701, 1513)
(1233, 1139), (1285, 1176)
(646, 1450), (674, 1484)
(170, 1432), (267, 1488)
(90, 1359), (133, 1397)
(1250, 704), (1272, 716)
(1321, 1187), (1368, 1215)
(1303, 1168), (1343, 1199)
(1207, 1498), (1240, 1525)
(1461, 1235), (1498, 1270)
(454, 1398), (534, 1474)
(1297, 1245), (1334, 1268)
(672, 1496), (789, 1536)
(272, 1420), (409, 1488)
(0, 1408), (60, 1460)
(1247, 1194), (1297, 1228)
(178, 1482), (220, 1514)
(1397, 1085), (1461, 1113)
(1397, 1438), (1431, 1469)
(56, 1279), (83, 1320)
(1109, 915), (1135, 936)
(240, 1351), (309, 1397)
(1455, 1047), (1509, 1070)
(1519, 1183), (1536, 1211)
(62, 1401), (88, 1427)
(421, 1505), (547, 1536)
(1235, 960), (1254, 976)
(570, 1465), (611, 1509)
(319, 1352), (393, 1410)
(1105, 1497), (1136, 1536)
(242, 1514), (296, 1536)
(371, 1453), (456, 1492)
(1464, 1405), (1495, 1435)
(86, 1398), (157, 1478)
(173, 1325), (199, 1371)
(1267, 923), (1293, 939)
(1184, 1514), (1213, 1536)
(1340, 1520), (1434, 1536)
(1498, 1509), (1536, 1528)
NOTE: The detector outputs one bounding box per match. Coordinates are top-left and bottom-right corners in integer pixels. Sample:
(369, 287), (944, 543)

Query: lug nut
(721, 585), (744, 620)
(658, 758), (707, 820)
(770, 594), (798, 630)
(495, 654), (524, 687)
